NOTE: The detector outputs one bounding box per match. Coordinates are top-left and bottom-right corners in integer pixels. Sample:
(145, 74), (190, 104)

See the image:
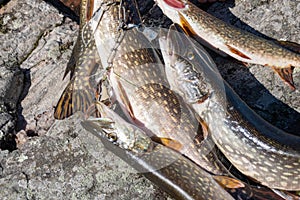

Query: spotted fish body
(54, 0), (102, 119)
(89, 1), (231, 175)
(156, 0), (300, 89)
(83, 102), (289, 200)
(159, 24), (300, 191)
(82, 102), (235, 200)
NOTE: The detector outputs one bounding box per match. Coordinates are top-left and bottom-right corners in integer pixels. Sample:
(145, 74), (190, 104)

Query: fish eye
(107, 133), (118, 142)
(187, 50), (194, 60)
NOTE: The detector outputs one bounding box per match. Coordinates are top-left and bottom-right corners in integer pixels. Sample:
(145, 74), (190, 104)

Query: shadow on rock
(15, 68), (32, 134)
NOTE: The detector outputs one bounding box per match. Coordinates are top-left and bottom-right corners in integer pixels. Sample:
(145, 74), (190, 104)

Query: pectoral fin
(195, 113), (209, 139)
(213, 175), (245, 189)
(272, 66), (295, 90)
(151, 136), (183, 151)
(86, 0), (95, 21)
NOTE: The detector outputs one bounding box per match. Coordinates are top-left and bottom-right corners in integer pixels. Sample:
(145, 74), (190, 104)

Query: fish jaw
(85, 101), (153, 154)
(82, 111), (235, 200)
(159, 24), (225, 106)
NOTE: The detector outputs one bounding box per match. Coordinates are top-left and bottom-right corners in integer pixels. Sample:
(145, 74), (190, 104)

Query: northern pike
(82, 101), (287, 200)
(88, 0), (237, 175)
(54, 0), (102, 119)
(81, 101), (235, 200)
(156, 0), (300, 89)
(159, 24), (300, 191)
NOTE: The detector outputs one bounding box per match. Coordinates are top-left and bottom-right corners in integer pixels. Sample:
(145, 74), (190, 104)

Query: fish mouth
(155, 0), (188, 10)
(155, 0), (189, 20)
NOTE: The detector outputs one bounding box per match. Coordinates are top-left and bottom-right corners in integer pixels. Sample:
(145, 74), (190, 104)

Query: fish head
(159, 23), (227, 123)
(159, 24), (216, 104)
(82, 101), (153, 154)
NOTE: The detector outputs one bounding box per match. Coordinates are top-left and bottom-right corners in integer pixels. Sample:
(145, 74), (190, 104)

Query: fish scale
(110, 31), (229, 174)
(89, 0), (232, 175)
(54, 0), (102, 119)
(156, 0), (300, 89)
(83, 101), (288, 200)
(130, 82), (230, 175)
(82, 102), (235, 200)
(159, 23), (300, 191)
(56, 0), (300, 198)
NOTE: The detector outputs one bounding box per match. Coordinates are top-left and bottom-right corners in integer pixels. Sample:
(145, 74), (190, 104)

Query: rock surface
(0, 0), (299, 199)
(0, 0), (169, 199)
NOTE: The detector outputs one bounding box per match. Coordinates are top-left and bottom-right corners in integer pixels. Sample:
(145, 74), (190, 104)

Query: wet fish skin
(155, 0), (300, 89)
(159, 24), (300, 191)
(81, 101), (235, 200)
(89, 0), (232, 174)
(83, 102), (287, 200)
(54, 0), (102, 119)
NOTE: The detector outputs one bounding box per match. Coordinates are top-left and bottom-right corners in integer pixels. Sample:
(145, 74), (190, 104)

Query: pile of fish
(54, 0), (300, 199)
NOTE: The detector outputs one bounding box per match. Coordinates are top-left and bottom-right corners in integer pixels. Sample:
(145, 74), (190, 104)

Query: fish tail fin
(63, 37), (82, 80)
(272, 66), (295, 90)
(54, 77), (96, 120)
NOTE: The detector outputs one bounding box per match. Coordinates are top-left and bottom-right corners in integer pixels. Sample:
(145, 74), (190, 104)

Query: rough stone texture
(0, 0), (299, 199)
(1, 114), (168, 199)
(0, 0), (170, 199)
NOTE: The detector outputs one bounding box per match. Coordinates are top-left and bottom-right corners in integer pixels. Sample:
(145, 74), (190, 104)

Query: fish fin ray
(86, 0), (94, 21)
(272, 66), (295, 90)
(54, 77), (95, 120)
(195, 112), (209, 139)
(151, 136), (183, 151)
(213, 175), (245, 189)
(179, 13), (197, 36)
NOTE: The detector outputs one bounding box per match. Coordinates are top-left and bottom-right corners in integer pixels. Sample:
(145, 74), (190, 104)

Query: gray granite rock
(0, 67), (23, 142)
(0, 0), (170, 199)
(0, 1), (25, 149)
(0, 0), (299, 199)
(0, 114), (168, 199)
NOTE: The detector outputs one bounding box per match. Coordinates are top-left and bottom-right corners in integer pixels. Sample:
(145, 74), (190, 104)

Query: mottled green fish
(159, 23), (300, 191)
(156, 0), (300, 89)
(82, 101), (288, 200)
(54, 0), (101, 119)
(82, 101), (235, 200)
(89, 0), (236, 175)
